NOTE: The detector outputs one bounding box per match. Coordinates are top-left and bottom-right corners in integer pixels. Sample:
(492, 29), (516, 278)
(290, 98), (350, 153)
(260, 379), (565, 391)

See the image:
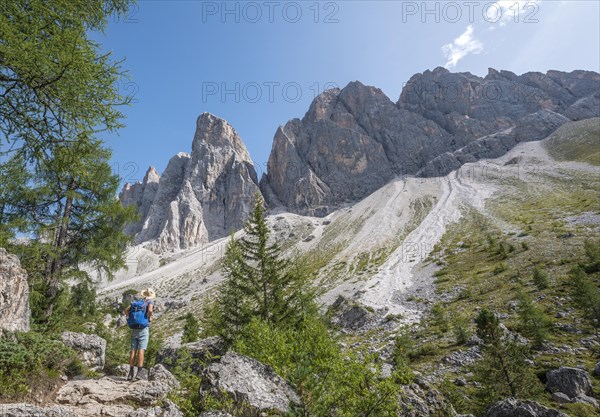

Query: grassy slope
(545, 118), (600, 166)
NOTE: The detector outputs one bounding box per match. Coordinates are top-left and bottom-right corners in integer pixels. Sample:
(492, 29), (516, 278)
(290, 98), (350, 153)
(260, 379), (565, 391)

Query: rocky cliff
(0, 248), (30, 336)
(261, 67), (599, 215)
(121, 68), (599, 249)
(120, 113), (260, 253)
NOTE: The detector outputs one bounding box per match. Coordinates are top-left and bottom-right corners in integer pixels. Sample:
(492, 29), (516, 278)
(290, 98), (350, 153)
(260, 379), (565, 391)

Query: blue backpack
(127, 299), (150, 329)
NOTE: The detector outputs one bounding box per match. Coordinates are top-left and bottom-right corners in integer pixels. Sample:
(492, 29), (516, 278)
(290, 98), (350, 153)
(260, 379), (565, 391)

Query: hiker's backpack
(127, 299), (150, 329)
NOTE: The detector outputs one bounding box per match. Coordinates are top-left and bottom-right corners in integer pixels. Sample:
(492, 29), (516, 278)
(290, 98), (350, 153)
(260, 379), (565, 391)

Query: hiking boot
(127, 367), (135, 381)
(134, 367), (148, 381)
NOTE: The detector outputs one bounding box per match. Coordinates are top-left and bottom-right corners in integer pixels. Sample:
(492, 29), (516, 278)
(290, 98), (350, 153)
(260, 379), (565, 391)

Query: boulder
(551, 392), (571, 404)
(156, 336), (226, 373)
(593, 362), (600, 377)
(199, 352), (300, 416)
(0, 248), (31, 336)
(545, 367), (593, 399)
(330, 296), (375, 330)
(60, 331), (106, 371)
(149, 363), (180, 388)
(398, 380), (456, 417)
(485, 398), (570, 417)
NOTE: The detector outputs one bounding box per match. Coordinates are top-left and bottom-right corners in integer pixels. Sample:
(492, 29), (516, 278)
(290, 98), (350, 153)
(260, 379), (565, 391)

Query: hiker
(123, 287), (155, 380)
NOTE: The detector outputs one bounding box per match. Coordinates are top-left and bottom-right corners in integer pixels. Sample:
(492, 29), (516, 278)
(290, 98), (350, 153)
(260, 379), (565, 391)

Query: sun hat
(140, 288), (156, 300)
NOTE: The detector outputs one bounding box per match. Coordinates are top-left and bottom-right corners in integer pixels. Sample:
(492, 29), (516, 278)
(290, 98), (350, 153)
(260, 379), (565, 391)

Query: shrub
(516, 291), (551, 348)
(430, 303), (449, 334)
(0, 331), (80, 399)
(570, 266), (600, 327)
(452, 313), (472, 345)
(235, 316), (404, 417)
(532, 266), (549, 290)
(182, 313), (199, 344)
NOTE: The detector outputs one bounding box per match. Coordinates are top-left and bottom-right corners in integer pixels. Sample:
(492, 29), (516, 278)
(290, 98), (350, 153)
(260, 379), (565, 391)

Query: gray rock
(157, 336), (226, 373)
(330, 296), (374, 330)
(199, 351), (300, 416)
(594, 362), (600, 376)
(573, 395), (599, 408)
(199, 412), (234, 417)
(398, 381), (455, 417)
(485, 398), (570, 417)
(60, 331), (106, 371)
(551, 392), (571, 404)
(149, 364), (179, 388)
(546, 367), (593, 399)
(0, 248), (31, 336)
(121, 113), (261, 253)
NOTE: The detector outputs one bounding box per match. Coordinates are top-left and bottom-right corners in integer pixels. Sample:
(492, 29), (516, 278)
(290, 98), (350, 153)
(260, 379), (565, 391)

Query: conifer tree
(209, 194), (314, 343)
(182, 313), (200, 344)
(473, 309), (542, 410)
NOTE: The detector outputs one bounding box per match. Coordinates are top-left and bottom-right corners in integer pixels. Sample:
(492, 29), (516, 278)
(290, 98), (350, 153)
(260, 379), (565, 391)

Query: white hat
(140, 288), (156, 300)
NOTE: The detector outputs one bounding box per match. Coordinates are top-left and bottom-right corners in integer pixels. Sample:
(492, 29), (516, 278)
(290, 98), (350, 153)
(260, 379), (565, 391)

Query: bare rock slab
(199, 351), (300, 416)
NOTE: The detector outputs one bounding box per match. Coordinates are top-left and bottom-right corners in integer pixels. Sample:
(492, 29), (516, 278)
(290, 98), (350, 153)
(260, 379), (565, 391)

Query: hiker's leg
(137, 349), (145, 367)
(129, 349), (136, 366)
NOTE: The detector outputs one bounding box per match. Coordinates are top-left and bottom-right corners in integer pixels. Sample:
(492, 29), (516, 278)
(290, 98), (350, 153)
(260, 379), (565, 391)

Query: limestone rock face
(60, 332), (107, 371)
(0, 248), (30, 335)
(262, 68), (599, 215)
(119, 166), (161, 236)
(120, 113), (260, 253)
(484, 398), (570, 417)
(199, 351), (300, 416)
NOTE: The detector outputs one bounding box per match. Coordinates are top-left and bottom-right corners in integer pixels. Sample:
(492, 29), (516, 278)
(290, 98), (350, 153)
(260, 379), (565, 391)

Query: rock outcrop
(120, 113), (260, 253)
(485, 398), (570, 417)
(262, 68), (599, 215)
(60, 331), (106, 371)
(199, 351), (300, 416)
(0, 364), (183, 416)
(157, 336), (226, 373)
(0, 248), (30, 335)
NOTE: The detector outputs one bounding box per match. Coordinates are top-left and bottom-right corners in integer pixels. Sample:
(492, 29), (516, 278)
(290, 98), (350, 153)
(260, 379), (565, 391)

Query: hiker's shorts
(131, 327), (150, 350)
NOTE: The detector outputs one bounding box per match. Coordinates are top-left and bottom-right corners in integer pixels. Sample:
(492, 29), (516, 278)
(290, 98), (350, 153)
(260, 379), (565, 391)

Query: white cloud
(485, 0), (541, 26)
(441, 25), (484, 69)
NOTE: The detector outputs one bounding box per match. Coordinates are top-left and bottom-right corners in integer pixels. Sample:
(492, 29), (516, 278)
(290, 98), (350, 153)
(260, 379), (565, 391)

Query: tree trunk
(44, 179), (75, 320)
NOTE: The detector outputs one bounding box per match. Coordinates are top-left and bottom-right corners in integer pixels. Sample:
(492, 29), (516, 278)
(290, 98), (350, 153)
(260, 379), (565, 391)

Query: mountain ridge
(120, 68), (600, 253)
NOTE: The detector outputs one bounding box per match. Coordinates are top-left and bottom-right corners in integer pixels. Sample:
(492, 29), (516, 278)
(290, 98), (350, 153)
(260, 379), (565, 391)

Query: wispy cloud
(442, 25), (484, 69)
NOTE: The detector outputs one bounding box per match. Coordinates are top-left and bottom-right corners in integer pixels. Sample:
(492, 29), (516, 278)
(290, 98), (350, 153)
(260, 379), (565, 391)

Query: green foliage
(0, 0), (133, 160)
(451, 312), (472, 345)
(0, 0), (138, 326)
(532, 266), (549, 290)
(473, 309), (542, 412)
(583, 239), (600, 273)
(516, 291), (551, 348)
(430, 303), (450, 334)
(570, 266), (600, 327)
(234, 316), (404, 417)
(182, 313), (200, 344)
(206, 195), (315, 343)
(70, 279), (97, 319)
(0, 331), (81, 399)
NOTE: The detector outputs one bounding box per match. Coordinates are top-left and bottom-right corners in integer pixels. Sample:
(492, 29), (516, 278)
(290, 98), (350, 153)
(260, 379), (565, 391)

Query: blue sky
(92, 1), (600, 186)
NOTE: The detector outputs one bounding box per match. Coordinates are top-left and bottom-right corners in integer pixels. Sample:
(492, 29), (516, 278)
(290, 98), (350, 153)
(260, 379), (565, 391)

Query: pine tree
(516, 290), (551, 348)
(209, 194), (314, 343)
(182, 313), (200, 344)
(532, 266), (549, 290)
(473, 309), (542, 411)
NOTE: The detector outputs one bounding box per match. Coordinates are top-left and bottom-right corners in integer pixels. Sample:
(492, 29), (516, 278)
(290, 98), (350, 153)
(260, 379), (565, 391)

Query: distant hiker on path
(123, 288), (155, 381)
